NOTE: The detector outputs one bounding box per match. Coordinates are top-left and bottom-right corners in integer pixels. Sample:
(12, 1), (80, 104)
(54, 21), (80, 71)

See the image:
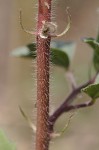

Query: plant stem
(49, 73), (97, 132)
(36, 1), (52, 150)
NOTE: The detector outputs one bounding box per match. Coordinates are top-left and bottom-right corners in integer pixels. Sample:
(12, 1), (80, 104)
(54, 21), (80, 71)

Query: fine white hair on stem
(39, 7), (71, 39)
(44, 1), (50, 9)
(19, 6), (71, 39)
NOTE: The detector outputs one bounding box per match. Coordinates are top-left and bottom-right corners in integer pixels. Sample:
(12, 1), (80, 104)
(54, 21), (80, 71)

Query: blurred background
(0, 0), (99, 150)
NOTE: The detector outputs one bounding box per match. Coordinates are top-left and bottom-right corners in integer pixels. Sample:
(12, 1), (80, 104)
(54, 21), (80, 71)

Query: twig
(65, 99), (96, 111)
(49, 73), (97, 132)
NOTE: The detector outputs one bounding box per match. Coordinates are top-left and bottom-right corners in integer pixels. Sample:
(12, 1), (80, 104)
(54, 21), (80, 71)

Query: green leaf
(82, 83), (99, 100)
(83, 37), (99, 71)
(83, 38), (97, 50)
(50, 48), (69, 69)
(0, 129), (16, 150)
(51, 41), (76, 62)
(96, 30), (99, 43)
(93, 53), (99, 71)
(82, 72), (99, 100)
(94, 73), (99, 84)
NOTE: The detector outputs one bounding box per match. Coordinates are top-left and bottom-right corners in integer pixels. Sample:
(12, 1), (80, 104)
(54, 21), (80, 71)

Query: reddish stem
(36, 1), (52, 150)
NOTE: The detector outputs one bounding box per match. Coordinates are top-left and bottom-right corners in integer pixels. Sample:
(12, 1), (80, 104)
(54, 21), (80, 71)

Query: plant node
(40, 7), (71, 39)
(40, 21), (57, 38)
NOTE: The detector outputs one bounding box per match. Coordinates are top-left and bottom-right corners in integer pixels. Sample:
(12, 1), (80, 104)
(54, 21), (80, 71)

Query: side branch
(65, 99), (95, 111)
(49, 73), (97, 132)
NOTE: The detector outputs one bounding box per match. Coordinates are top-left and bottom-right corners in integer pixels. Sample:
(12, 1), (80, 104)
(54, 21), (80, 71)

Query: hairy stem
(36, 1), (52, 150)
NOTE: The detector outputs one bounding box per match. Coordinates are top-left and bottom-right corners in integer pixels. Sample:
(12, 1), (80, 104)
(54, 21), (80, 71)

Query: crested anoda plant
(9, 1), (99, 150)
